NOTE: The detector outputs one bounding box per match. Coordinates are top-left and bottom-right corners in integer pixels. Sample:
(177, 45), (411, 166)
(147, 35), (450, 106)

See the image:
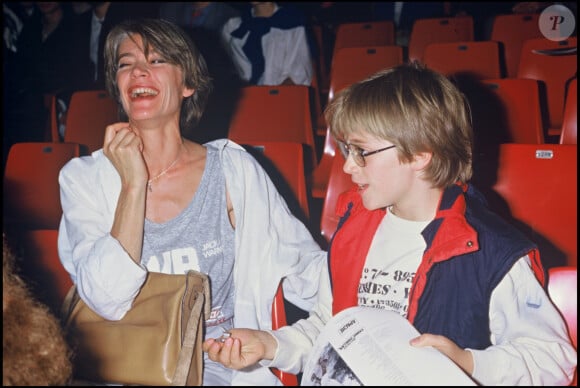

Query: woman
(58, 18), (326, 386)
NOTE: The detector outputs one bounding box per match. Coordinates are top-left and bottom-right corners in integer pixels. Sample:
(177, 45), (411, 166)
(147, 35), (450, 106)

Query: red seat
(63, 90), (119, 153)
(408, 16), (474, 63)
(490, 13), (542, 78)
(517, 37), (577, 138)
(328, 45), (403, 102)
(310, 128), (337, 199)
(423, 40), (502, 80)
(474, 143), (577, 268)
(560, 78), (577, 145)
(319, 153), (354, 245)
(242, 141), (310, 220)
(475, 78), (545, 144)
(547, 266), (577, 385)
(332, 21), (396, 62)
(3, 142), (84, 230)
(228, 85), (317, 169)
(271, 282), (299, 386)
(44, 93), (61, 142)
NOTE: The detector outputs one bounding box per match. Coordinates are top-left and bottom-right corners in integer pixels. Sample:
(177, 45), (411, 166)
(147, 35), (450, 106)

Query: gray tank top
(141, 146), (235, 329)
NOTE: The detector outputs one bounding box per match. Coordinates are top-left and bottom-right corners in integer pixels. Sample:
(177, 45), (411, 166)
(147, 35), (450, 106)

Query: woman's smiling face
(115, 34), (193, 124)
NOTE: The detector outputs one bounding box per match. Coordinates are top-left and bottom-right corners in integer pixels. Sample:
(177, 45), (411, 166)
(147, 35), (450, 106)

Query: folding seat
(473, 143), (577, 268)
(547, 266), (577, 385)
(560, 78), (577, 145)
(548, 266), (577, 347)
(310, 128), (338, 199)
(468, 78), (544, 144)
(328, 45), (404, 101)
(408, 16), (474, 63)
(517, 37), (577, 139)
(319, 153), (354, 245)
(44, 93), (61, 142)
(311, 23), (330, 98)
(423, 40), (502, 80)
(3, 142), (84, 230)
(271, 282), (299, 386)
(332, 21), (396, 63)
(63, 89), (119, 153)
(227, 85), (318, 169)
(242, 141), (311, 386)
(311, 45), (403, 200)
(242, 141), (310, 221)
(489, 13), (542, 78)
(310, 58), (328, 137)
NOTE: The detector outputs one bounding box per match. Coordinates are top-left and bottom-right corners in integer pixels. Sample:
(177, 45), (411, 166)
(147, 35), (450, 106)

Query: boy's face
(341, 131), (420, 215)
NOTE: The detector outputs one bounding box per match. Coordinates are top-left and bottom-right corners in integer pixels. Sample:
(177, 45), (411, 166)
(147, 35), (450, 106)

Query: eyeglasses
(337, 141), (396, 167)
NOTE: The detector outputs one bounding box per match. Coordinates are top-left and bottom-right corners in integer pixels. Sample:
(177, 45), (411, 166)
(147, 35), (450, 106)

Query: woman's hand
(410, 333), (474, 375)
(103, 122), (147, 190)
(203, 328), (277, 370)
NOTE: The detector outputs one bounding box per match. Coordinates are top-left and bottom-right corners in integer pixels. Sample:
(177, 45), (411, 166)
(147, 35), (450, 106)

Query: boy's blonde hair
(325, 62), (473, 188)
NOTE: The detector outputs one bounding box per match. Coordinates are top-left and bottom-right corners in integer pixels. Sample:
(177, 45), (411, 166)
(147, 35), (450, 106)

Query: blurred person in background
(221, 2), (313, 86)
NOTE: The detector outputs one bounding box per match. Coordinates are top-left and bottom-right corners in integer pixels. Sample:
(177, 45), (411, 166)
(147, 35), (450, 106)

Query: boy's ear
(412, 151), (432, 171)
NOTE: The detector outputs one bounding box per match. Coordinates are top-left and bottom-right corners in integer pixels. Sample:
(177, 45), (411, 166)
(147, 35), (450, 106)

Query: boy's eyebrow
(346, 136), (370, 146)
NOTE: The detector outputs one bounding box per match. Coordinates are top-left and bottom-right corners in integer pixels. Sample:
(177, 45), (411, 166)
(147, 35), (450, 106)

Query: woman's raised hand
(103, 122), (147, 190)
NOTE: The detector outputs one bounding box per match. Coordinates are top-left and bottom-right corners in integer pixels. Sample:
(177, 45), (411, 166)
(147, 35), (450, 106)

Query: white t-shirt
(359, 211), (428, 317)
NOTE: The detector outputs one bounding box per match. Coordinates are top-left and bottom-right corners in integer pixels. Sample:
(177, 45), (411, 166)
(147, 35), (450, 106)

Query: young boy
(204, 63), (577, 385)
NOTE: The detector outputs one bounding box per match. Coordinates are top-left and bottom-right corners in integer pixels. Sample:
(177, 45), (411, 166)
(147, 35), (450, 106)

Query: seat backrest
(317, 45), (402, 136)
(320, 153), (354, 245)
(332, 21), (396, 61)
(490, 13), (542, 78)
(329, 45), (403, 101)
(44, 93), (61, 142)
(547, 266), (577, 349)
(560, 78), (577, 145)
(3, 142), (83, 230)
(547, 266), (578, 386)
(474, 78), (545, 144)
(228, 85), (317, 168)
(517, 37), (577, 137)
(408, 16), (474, 63)
(242, 141), (310, 220)
(474, 143), (577, 268)
(423, 40), (502, 80)
(311, 127), (337, 199)
(63, 90), (119, 153)
(311, 24), (329, 95)
(271, 282), (299, 386)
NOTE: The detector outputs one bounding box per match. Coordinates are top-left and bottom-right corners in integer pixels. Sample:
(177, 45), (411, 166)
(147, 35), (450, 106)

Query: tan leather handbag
(62, 270), (210, 386)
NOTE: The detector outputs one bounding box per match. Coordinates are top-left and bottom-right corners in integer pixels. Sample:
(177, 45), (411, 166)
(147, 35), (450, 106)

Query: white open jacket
(58, 139), (328, 386)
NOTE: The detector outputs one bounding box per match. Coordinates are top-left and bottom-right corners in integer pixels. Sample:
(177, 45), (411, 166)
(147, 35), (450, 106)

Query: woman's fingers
(103, 122), (131, 146)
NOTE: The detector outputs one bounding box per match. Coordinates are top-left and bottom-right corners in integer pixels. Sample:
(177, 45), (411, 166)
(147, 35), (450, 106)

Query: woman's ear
(183, 87), (195, 98)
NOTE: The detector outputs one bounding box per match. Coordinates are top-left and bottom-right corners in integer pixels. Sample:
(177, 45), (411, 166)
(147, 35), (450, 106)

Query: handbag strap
(171, 290), (205, 386)
(61, 285), (81, 326)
